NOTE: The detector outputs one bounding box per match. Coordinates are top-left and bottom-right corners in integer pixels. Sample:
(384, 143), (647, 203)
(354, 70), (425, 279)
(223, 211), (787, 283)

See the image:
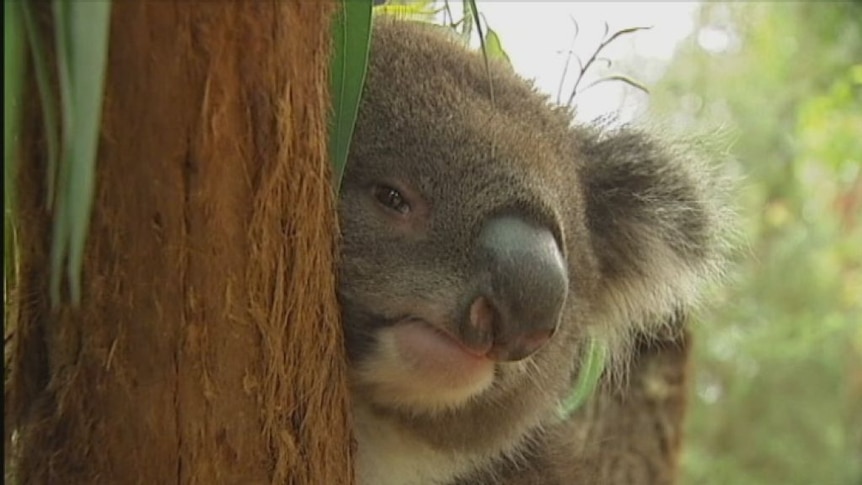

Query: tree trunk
(5, 2), (353, 484)
(570, 328), (692, 484)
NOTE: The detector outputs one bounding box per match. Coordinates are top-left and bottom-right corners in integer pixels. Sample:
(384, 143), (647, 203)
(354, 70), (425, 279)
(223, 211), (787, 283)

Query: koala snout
(464, 216), (569, 362)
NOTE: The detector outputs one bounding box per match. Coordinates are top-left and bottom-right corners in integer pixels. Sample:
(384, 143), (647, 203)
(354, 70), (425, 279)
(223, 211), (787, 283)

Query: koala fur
(337, 18), (731, 485)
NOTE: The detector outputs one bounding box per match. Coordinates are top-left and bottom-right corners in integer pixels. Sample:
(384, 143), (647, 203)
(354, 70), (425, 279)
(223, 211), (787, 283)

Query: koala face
(337, 20), (606, 457)
(337, 19), (729, 471)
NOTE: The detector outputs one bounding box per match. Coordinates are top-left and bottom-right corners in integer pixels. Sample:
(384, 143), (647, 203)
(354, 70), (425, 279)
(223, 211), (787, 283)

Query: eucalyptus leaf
(558, 338), (608, 418)
(4, 1), (24, 207)
(22, 2), (61, 207)
(374, 0), (440, 19)
(49, 0), (112, 306)
(64, 1), (111, 304)
(484, 28), (511, 67)
(330, 0), (373, 191)
(4, 0), (24, 296)
(464, 0), (497, 107)
(49, 0), (72, 306)
(459, 0), (473, 40)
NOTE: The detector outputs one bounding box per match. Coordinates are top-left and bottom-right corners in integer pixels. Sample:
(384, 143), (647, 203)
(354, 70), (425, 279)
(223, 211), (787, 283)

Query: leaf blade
(4, 0), (25, 299)
(484, 27), (511, 66)
(49, 0), (113, 305)
(330, 0), (374, 191)
(64, 0), (112, 304)
(558, 338), (608, 418)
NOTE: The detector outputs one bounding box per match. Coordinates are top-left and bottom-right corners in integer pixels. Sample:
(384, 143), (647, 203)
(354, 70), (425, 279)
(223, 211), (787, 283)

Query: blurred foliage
(648, 3), (862, 484)
(376, 0), (511, 68)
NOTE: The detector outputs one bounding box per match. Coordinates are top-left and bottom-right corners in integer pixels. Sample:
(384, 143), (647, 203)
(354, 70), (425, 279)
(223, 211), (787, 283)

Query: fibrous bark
(5, 2), (352, 484)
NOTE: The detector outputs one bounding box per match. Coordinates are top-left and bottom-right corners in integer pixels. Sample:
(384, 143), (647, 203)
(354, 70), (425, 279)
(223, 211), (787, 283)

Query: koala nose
(463, 216), (568, 362)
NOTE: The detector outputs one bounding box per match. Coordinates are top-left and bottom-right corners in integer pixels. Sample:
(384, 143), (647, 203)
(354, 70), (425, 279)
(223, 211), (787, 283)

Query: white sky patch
(449, 2), (701, 122)
(697, 25), (732, 54)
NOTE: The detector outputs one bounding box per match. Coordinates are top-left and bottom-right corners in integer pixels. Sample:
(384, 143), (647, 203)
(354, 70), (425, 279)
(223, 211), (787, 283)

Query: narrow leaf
(49, 0), (73, 306)
(582, 74), (650, 96)
(466, 0), (496, 106)
(459, 0), (474, 40)
(22, 3), (61, 207)
(374, 0), (440, 19)
(466, 0), (482, 45)
(558, 338), (608, 418)
(4, 1), (24, 209)
(4, 0), (25, 297)
(49, 0), (113, 306)
(64, 1), (112, 304)
(330, 0), (374, 191)
(604, 25), (652, 45)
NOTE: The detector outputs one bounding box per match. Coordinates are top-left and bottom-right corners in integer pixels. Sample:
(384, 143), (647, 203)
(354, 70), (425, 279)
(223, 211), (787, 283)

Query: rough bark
(5, 2), (353, 484)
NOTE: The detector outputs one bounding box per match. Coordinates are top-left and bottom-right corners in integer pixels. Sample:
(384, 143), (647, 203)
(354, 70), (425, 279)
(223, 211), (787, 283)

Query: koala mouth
(393, 317), (492, 361)
(391, 318), (494, 377)
(353, 317), (496, 412)
(349, 289), (558, 411)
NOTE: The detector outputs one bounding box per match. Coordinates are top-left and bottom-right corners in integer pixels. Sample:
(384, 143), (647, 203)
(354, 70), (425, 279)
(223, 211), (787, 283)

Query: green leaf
(558, 338), (608, 418)
(22, 3), (61, 208)
(5, 1), (25, 211)
(373, 0), (440, 20)
(330, 0), (374, 191)
(459, 0), (474, 40)
(465, 0), (496, 106)
(4, 0), (25, 297)
(50, 0), (112, 306)
(466, 0), (481, 44)
(483, 27), (511, 67)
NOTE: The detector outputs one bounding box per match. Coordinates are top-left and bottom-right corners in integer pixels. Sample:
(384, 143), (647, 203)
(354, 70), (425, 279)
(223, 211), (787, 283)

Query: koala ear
(578, 126), (733, 354)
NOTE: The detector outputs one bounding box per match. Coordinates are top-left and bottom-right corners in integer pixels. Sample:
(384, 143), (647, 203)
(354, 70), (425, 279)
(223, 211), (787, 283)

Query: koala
(337, 18), (730, 485)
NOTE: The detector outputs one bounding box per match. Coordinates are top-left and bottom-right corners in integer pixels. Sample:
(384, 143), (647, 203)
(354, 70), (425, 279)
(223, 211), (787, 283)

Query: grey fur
(337, 19), (733, 485)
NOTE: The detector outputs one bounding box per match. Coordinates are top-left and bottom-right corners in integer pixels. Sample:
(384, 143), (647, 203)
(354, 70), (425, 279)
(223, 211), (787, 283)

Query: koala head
(337, 19), (729, 456)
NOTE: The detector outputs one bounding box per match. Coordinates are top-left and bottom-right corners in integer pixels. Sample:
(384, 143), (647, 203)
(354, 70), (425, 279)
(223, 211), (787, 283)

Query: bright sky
(453, 2), (701, 121)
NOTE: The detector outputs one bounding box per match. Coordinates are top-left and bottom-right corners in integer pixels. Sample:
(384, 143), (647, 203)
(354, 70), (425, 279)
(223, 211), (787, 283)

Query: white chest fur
(354, 405), (484, 485)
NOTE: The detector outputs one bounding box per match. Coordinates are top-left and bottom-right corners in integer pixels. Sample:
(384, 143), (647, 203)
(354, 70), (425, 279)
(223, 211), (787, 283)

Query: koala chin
(337, 18), (731, 485)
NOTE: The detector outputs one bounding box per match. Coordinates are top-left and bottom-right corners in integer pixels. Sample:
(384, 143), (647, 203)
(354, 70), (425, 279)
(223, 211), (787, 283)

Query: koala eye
(373, 185), (411, 214)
